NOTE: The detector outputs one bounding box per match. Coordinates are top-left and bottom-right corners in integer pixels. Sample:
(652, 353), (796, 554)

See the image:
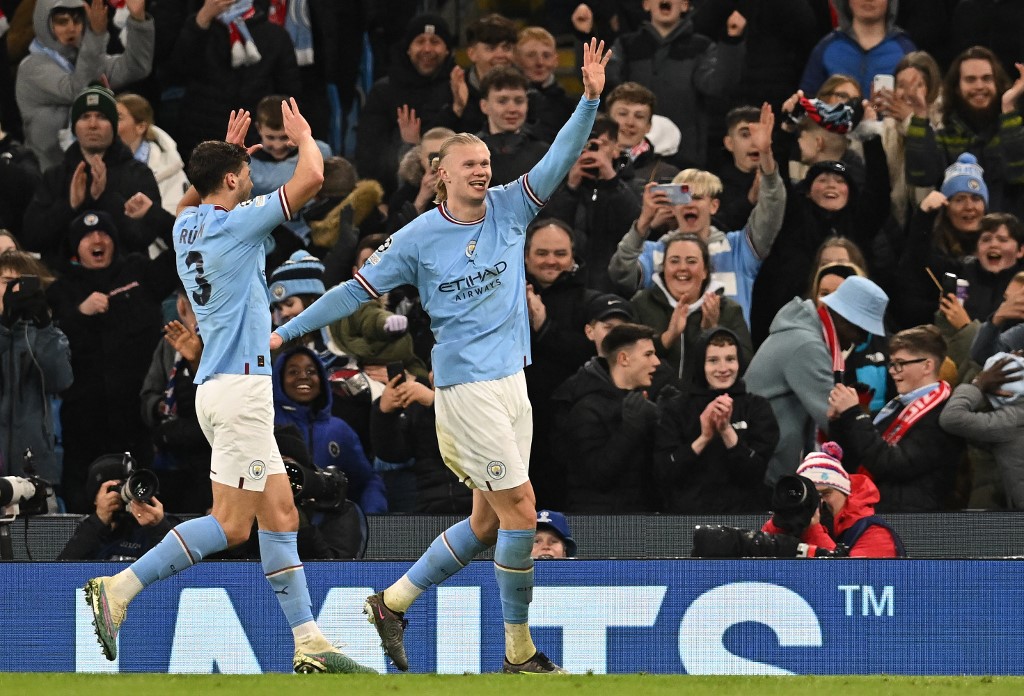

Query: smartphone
(386, 361), (406, 385)
(941, 272), (958, 297)
(872, 74), (894, 95)
(651, 183), (692, 206)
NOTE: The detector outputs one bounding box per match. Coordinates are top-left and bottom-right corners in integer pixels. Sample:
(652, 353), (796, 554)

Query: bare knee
(217, 517), (255, 547)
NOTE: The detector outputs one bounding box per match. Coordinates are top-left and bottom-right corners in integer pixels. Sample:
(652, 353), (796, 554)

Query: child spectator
(477, 66), (549, 186)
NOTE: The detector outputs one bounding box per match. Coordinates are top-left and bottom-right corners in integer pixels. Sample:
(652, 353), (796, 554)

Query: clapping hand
(397, 105), (421, 145)
(1003, 62), (1024, 114)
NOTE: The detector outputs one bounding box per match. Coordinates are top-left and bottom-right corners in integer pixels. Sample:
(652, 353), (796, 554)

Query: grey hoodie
(15, 0), (154, 170)
(744, 297), (835, 484)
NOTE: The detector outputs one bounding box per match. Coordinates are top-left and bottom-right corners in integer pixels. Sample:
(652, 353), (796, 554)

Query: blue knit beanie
(269, 250), (325, 304)
(941, 153), (989, 207)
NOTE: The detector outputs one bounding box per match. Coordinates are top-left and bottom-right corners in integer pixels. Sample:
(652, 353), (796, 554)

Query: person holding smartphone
(0, 250), (73, 482)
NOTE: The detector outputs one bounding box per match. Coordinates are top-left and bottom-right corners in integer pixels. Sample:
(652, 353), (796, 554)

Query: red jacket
(762, 474), (899, 558)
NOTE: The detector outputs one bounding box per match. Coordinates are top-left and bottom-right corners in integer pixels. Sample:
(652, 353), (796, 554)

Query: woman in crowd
(116, 93), (189, 215)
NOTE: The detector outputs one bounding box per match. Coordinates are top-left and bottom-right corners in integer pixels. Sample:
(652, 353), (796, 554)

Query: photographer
(58, 454), (178, 561)
(0, 250), (73, 482)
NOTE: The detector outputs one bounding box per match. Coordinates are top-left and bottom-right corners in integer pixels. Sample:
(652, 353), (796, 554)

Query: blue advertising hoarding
(0, 560), (1018, 675)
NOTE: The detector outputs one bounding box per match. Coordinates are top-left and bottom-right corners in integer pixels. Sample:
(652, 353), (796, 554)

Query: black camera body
(88, 453), (160, 506)
(284, 460), (349, 511)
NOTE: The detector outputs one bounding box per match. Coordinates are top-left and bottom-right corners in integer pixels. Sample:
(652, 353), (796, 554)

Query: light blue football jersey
(173, 188), (292, 384)
(277, 97), (600, 387)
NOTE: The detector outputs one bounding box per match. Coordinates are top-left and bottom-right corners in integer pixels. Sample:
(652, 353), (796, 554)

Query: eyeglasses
(887, 358), (928, 373)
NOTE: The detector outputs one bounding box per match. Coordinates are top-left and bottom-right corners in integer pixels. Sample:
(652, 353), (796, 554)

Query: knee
(220, 519), (253, 547)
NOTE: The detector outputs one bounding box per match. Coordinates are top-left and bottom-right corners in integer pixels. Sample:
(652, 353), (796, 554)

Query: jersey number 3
(185, 251), (212, 306)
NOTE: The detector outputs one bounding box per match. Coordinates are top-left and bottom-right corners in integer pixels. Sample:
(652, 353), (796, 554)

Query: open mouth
(469, 180), (488, 191)
(659, 1), (672, 11)
(747, 151), (760, 161)
(681, 212), (699, 224)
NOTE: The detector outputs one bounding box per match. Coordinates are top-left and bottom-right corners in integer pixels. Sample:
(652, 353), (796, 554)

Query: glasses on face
(887, 357), (928, 373)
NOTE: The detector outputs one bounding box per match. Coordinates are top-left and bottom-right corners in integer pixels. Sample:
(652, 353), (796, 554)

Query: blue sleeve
(225, 188), (293, 246)
(729, 229), (763, 282)
(523, 96), (600, 202)
(335, 425), (389, 514)
(276, 232), (417, 342)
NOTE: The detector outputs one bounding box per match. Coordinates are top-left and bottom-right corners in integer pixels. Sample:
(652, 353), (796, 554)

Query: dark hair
(811, 236), (868, 272)
(661, 232), (712, 291)
(980, 212), (1024, 245)
(479, 65), (529, 97)
(707, 331), (737, 348)
(0, 250), (55, 287)
(187, 141), (250, 197)
(466, 13), (518, 46)
(725, 106), (761, 132)
(944, 46), (1010, 126)
(605, 82), (656, 113)
(256, 95), (290, 129)
(354, 233), (387, 267)
(889, 325), (946, 366)
(601, 322), (656, 358)
(525, 217), (574, 253)
(590, 113), (619, 141)
(816, 74), (861, 102)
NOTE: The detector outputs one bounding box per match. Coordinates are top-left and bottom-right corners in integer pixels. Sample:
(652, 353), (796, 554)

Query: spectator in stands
(387, 127), (455, 234)
(16, 0), (154, 170)
(934, 213), (1024, 371)
(904, 45), (1024, 213)
(115, 93), (190, 217)
(46, 210), (177, 513)
(603, 82), (678, 187)
(630, 232), (752, 381)
(477, 66), (549, 187)
(551, 323), (662, 513)
(0, 250), (73, 482)
(273, 345), (388, 514)
(371, 367), (472, 515)
(543, 114), (641, 293)
(714, 106), (766, 232)
(872, 51), (944, 228)
(609, 103), (782, 323)
(164, 0), (300, 164)
(746, 275), (889, 485)
(139, 283), (211, 514)
(762, 443), (907, 557)
(523, 218), (598, 509)
(515, 26), (575, 145)
(799, 0), (915, 98)
(0, 231), (19, 254)
(532, 509), (577, 559)
(654, 326), (778, 513)
(448, 13), (519, 135)
(250, 93), (333, 197)
(970, 271), (1024, 365)
(941, 352), (1024, 509)
(57, 453), (179, 561)
(809, 260), (894, 415)
(828, 325), (965, 511)
(896, 156), (993, 328)
(606, 0), (743, 168)
(22, 85), (169, 267)
(356, 13), (457, 195)
(0, 116), (40, 237)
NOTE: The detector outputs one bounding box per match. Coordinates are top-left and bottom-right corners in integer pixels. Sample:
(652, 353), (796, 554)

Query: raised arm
(526, 39), (611, 200)
(281, 98), (325, 211)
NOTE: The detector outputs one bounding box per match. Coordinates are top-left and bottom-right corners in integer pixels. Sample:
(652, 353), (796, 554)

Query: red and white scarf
(879, 381), (951, 445)
(818, 305), (844, 382)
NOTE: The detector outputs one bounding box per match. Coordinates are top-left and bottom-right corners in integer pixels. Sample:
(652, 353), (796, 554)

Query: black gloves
(1, 281), (50, 328)
(621, 390), (659, 431)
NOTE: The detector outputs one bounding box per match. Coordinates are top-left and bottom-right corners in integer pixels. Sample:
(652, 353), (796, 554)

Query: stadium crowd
(3, 0), (1024, 561)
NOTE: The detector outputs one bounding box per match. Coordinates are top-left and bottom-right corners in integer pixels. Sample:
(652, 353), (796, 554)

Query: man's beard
(954, 93), (1001, 132)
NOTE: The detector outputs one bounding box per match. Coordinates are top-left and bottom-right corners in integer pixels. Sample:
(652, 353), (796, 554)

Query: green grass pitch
(5, 674), (1024, 696)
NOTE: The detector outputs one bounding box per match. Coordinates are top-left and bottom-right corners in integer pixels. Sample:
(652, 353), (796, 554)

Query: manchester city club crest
(487, 461), (506, 480)
(249, 460), (267, 480)
(84, 212), (99, 227)
(466, 240), (477, 258)
(271, 284), (286, 300)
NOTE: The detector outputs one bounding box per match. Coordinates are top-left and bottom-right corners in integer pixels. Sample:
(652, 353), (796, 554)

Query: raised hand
(581, 38), (611, 100)
(86, 154), (107, 200)
(973, 355), (1023, 396)
(124, 192), (153, 220)
(70, 161), (88, 209)
(397, 105), (421, 145)
(571, 4), (594, 33)
(164, 319), (203, 364)
(1003, 62), (1024, 114)
(450, 66), (468, 116)
(126, 0), (146, 21)
(281, 97), (312, 146)
(224, 109), (262, 155)
(700, 290), (721, 329)
(86, 0), (108, 34)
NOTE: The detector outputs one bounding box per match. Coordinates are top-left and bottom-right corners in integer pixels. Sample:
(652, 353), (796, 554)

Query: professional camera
(284, 460), (348, 511)
(88, 452), (160, 505)
(0, 449), (58, 519)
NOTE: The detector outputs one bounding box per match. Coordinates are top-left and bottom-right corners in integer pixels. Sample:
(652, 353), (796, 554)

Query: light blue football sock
(406, 518), (490, 591)
(130, 515), (228, 587)
(493, 529), (535, 624)
(259, 530), (315, 629)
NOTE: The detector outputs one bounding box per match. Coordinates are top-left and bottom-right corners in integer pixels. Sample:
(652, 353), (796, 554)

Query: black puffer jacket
(550, 357), (658, 513)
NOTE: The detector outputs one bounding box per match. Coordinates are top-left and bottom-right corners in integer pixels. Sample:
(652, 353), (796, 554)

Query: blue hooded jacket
(273, 346), (388, 513)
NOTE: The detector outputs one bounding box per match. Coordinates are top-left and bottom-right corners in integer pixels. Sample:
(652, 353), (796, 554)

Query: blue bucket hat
(820, 275), (889, 337)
